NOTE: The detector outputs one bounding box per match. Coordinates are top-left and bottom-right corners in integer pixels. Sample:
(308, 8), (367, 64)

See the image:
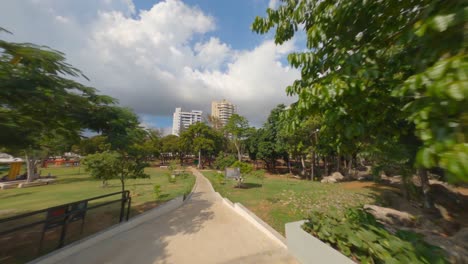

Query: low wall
(219, 194), (287, 248)
(285, 220), (354, 264)
(31, 196), (186, 264)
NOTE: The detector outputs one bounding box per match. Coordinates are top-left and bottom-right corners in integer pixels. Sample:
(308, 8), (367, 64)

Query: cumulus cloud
(0, 0), (299, 127)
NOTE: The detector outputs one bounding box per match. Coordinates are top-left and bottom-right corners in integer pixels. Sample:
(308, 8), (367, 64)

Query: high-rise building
(172, 107), (202, 136)
(211, 99), (236, 126)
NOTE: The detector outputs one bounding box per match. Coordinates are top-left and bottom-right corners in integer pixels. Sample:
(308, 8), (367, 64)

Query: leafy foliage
(82, 151), (149, 191)
(213, 152), (237, 170)
(303, 208), (447, 264)
(231, 161), (253, 175)
(223, 114), (251, 161)
(180, 122), (225, 167)
(153, 184), (162, 200)
(252, 0), (467, 182)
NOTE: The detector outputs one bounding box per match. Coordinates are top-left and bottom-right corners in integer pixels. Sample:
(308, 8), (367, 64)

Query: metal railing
(0, 191), (131, 259)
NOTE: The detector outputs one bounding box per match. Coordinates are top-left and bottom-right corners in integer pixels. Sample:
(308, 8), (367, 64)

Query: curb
(193, 168), (287, 249)
(221, 196), (287, 248)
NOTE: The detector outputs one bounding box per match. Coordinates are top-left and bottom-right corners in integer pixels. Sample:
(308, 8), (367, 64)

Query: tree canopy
(252, 0), (467, 182)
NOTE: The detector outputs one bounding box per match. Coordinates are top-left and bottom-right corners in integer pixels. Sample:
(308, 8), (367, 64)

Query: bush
(231, 161), (253, 175)
(167, 173), (176, 184)
(216, 172), (226, 185)
(213, 152), (237, 170)
(168, 160), (178, 172)
(153, 184), (161, 200)
(303, 208), (447, 264)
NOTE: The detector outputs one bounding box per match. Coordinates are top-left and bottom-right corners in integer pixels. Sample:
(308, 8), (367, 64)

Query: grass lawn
(0, 166), (195, 264)
(0, 166), (195, 218)
(203, 170), (377, 234)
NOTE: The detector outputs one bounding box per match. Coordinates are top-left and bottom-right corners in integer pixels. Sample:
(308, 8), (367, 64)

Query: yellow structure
(7, 162), (22, 180)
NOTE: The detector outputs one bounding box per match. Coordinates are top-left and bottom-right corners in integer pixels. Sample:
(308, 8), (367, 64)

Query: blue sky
(0, 0), (299, 133)
(134, 0), (272, 50)
(133, 0), (277, 130)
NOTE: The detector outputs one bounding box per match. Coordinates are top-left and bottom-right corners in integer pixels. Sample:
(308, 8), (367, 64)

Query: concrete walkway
(61, 169), (297, 264)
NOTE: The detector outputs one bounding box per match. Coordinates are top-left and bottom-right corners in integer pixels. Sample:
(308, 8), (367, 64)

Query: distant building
(172, 107), (202, 136)
(211, 99), (236, 126)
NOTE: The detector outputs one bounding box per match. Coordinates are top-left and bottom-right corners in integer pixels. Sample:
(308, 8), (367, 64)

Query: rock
(331, 172), (345, 181)
(321, 177), (337, 183)
(364, 205), (417, 227)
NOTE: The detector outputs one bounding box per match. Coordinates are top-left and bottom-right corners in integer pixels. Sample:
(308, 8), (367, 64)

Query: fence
(0, 191), (131, 263)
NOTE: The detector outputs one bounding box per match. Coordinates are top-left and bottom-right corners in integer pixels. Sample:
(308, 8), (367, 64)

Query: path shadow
(58, 177), (91, 184)
(239, 183), (262, 189)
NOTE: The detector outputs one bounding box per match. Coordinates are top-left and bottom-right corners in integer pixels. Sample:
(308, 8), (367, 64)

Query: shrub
(153, 184), (161, 200)
(213, 152), (237, 170)
(167, 173), (176, 184)
(303, 208), (447, 264)
(231, 161), (253, 175)
(216, 172), (225, 185)
(168, 160), (178, 172)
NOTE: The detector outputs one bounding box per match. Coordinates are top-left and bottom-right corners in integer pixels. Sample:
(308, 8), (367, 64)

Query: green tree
(0, 29), (116, 182)
(160, 135), (182, 165)
(252, 0), (467, 207)
(180, 122), (224, 169)
(255, 105), (288, 171)
(223, 114), (251, 161)
(72, 135), (110, 156)
(82, 151), (149, 192)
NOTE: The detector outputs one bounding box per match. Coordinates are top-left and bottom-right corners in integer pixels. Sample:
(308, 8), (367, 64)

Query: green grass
(0, 166), (195, 217)
(0, 166), (195, 263)
(203, 171), (376, 234)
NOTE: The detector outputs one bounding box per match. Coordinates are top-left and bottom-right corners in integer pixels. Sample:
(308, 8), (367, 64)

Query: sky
(0, 0), (299, 133)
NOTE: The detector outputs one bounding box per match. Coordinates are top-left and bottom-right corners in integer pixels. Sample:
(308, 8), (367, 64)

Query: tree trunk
(418, 169), (434, 209)
(324, 157), (329, 176)
(336, 155), (340, 172)
(25, 151), (38, 183)
(310, 151), (315, 180)
(198, 150), (201, 169)
(300, 156), (306, 176)
(235, 142), (241, 162)
(287, 158), (292, 174)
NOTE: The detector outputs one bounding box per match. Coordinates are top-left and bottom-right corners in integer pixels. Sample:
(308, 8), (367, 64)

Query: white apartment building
(211, 99), (236, 126)
(172, 107), (202, 136)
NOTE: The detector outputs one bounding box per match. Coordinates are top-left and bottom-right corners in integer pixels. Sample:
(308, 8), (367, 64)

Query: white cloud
(0, 0), (299, 126)
(268, 0), (280, 9)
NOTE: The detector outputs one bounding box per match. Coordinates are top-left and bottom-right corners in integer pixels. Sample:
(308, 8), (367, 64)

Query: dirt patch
(339, 181), (377, 189)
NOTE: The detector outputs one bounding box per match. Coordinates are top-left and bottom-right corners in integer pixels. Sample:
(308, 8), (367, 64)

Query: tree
(224, 114), (250, 161)
(0, 28), (116, 182)
(161, 135), (182, 164)
(252, 0), (467, 208)
(252, 105), (288, 171)
(278, 114), (321, 178)
(180, 122), (224, 169)
(72, 135), (110, 156)
(82, 151), (149, 192)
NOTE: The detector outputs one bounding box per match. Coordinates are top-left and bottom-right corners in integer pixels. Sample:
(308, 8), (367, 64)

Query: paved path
(62, 169), (297, 264)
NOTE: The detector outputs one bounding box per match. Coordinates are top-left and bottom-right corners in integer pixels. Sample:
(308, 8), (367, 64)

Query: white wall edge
(286, 220), (355, 264)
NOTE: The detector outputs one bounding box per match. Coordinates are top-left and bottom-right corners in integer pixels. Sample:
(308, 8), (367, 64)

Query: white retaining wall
(218, 194), (287, 248)
(285, 220), (355, 264)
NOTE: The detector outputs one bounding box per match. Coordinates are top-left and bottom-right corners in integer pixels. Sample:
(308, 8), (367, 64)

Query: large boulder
(321, 177), (337, 183)
(364, 205), (417, 227)
(331, 172), (345, 181)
